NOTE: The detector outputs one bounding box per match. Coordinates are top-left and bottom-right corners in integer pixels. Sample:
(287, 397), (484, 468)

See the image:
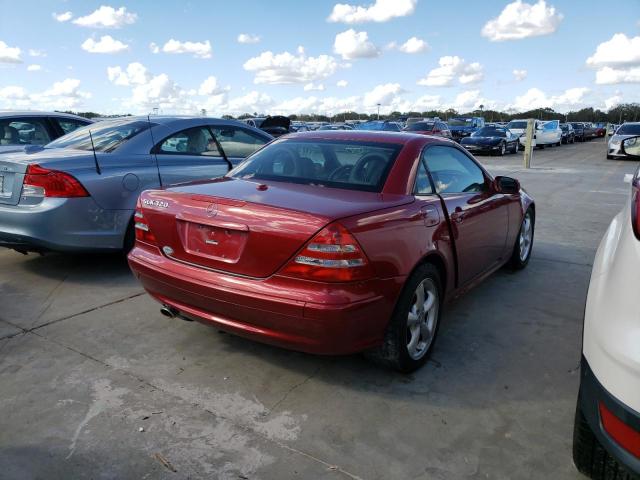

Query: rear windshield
(228, 139), (402, 192)
(617, 124), (640, 135)
(570, 123), (583, 128)
(507, 121), (527, 129)
(474, 127), (506, 137)
(448, 118), (473, 126)
(405, 122), (435, 131)
(46, 119), (153, 153)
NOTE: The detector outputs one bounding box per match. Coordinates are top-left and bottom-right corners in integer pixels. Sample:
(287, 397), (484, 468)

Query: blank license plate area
(183, 221), (247, 263)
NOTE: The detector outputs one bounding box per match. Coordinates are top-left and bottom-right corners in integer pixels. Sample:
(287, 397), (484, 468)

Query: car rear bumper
(128, 245), (403, 355)
(578, 356), (640, 475)
(0, 197), (130, 252)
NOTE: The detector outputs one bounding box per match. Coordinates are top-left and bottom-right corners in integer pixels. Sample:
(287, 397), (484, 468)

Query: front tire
(366, 263), (442, 373)
(123, 219), (135, 253)
(510, 208), (534, 269)
(573, 401), (635, 480)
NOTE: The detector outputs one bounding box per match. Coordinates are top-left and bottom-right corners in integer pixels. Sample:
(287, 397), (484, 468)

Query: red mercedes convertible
(128, 131), (535, 372)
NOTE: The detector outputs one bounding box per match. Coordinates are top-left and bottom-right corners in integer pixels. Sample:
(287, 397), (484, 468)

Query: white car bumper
(583, 200), (640, 413)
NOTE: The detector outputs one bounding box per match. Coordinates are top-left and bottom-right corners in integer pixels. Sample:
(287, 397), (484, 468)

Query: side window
(1, 118), (52, 146)
(56, 119), (89, 135)
(210, 126), (268, 158)
(414, 159), (433, 195)
(423, 146), (487, 194)
(157, 127), (221, 157)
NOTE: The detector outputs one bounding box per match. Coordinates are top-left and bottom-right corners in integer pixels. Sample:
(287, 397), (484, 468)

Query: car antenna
(88, 129), (101, 175)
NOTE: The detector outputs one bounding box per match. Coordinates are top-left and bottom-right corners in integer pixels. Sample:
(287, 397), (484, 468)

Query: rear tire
(123, 219), (135, 253)
(366, 263), (442, 373)
(573, 401), (636, 480)
(510, 208), (534, 270)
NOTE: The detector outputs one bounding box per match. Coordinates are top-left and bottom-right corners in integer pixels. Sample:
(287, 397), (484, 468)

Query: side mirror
(495, 176), (520, 194)
(621, 136), (640, 159)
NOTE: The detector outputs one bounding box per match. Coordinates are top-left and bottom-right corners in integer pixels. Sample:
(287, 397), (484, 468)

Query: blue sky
(0, 0), (639, 115)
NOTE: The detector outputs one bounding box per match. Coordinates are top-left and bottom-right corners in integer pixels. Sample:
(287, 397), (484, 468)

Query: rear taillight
(632, 174), (640, 240)
(599, 402), (640, 459)
(22, 164), (89, 198)
(279, 222), (374, 282)
(134, 200), (157, 245)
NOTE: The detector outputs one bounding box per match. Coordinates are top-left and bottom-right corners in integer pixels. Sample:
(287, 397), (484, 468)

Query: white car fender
(583, 199), (640, 413)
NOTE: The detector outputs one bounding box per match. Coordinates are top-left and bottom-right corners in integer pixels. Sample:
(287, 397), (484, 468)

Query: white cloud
(27, 64), (42, 71)
(396, 36), (429, 54)
(510, 86), (590, 111)
(595, 67), (640, 85)
(413, 94), (441, 110)
(22, 78), (92, 110)
(0, 86), (28, 100)
(28, 49), (45, 57)
(513, 69), (527, 81)
(0, 41), (22, 63)
(198, 76), (229, 96)
(337, 80), (348, 87)
(604, 93), (623, 110)
(151, 39), (212, 58)
(303, 83), (325, 91)
(328, 0), (417, 24)
(237, 33), (261, 44)
(586, 34), (640, 85)
(586, 33), (640, 67)
(107, 62), (149, 86)
(53, 11), (73, 22)
(81, 35), (129, 54)
(243, 47), (338, 84)
(226, 91), (274, 115)
(417, 56), (483, 87)
(73, 6), (137, 28)
(333, 29), (379, 60)
(363, 83), (404, 107)
(481, 0), (563, 41)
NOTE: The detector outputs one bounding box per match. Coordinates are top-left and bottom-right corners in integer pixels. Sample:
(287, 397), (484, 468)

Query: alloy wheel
(406, 278), (439, 360)
(519, 211), (533, 262)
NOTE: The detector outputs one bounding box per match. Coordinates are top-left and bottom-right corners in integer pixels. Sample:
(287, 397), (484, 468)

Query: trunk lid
(0, 157), (29, 205)
(0, 148), (96, 206)
(140, 177), (412, 277)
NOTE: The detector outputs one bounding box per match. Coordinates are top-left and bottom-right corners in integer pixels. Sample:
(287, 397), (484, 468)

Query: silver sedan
(0, 116), (272, 253)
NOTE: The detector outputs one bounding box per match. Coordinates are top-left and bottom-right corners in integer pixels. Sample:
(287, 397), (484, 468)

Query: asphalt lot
(1, 138), (638, 480)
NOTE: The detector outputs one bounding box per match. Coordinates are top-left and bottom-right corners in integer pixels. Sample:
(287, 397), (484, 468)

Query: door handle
(451, 208), (465, 224)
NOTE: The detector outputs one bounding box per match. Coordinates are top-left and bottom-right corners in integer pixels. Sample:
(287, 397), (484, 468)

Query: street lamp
(377, 103), (381, 120)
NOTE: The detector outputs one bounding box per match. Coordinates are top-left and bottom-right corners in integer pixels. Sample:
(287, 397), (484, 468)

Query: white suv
(573, 135), (640, 479)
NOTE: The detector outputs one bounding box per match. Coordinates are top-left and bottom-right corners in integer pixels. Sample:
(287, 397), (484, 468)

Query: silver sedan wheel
(406, 278), (439, 360)
(519, 211), (533, 261)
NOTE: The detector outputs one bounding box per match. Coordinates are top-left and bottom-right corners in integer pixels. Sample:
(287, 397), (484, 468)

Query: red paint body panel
(128, 131), (534, 355)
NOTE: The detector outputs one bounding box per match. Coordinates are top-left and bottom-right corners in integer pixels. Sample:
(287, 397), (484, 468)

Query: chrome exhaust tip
(160, 305), (177, 318)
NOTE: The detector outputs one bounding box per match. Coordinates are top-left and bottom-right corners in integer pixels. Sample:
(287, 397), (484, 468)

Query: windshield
(405, 122), (435, 132)
(570, 123), (583, 129)
(228, 139), (401, 192)
(507, 121), (527, 129)
(473, 127), (506, 137)
(46, 119), (152, 152)
(616, 124), (640, 135)
(448, 118), (473, 126)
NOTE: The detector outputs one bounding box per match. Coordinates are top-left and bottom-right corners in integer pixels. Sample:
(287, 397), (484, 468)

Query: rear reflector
(134, 200), (157, 245)
(23, 164), (89, 198)
(279, 222), (374, 282)
(599, 401), (640, 459)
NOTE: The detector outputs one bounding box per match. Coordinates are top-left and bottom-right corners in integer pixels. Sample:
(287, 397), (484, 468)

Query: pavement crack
(28, 291), (146, 332)
(267, 367), (321, 415)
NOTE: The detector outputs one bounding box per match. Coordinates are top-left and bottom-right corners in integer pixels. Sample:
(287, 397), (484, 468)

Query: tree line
(60, 102), (640, 124)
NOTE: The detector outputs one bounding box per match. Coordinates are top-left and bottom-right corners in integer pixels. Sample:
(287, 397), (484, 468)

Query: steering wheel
(350, 154), (387, 184)
(328, 165), (353, 182)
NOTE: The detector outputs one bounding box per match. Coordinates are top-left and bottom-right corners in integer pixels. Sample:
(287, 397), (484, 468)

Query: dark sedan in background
(460, 126), (519, 156)
(560, 123), (575, 144)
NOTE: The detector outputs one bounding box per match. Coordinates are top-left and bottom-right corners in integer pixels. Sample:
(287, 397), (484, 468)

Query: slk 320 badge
(143, 199), (169, 208)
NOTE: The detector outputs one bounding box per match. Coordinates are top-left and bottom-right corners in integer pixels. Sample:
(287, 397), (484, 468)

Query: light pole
(377, 103), (381, 120)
